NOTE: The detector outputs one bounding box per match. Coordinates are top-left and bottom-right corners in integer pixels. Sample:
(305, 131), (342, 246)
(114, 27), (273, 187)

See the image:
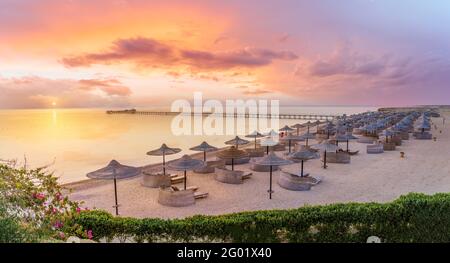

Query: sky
(1, 0), (450, 109)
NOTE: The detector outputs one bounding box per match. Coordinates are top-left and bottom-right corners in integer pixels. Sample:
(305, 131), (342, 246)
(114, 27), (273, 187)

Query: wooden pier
(106, 109), (338, 121)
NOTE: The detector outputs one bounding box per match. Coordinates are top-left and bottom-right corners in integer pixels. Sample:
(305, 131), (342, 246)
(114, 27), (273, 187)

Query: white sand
(68, 112), (450, 219)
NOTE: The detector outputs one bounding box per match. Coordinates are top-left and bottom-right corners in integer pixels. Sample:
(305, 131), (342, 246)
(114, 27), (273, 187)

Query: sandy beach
(67, 111), (450, 219)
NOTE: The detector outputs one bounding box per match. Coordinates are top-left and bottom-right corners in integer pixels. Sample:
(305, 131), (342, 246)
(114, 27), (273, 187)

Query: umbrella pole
(297, 128), (299, 136)
(301, 160), (304, 177)
(162, 154), (166, 175)
(323, 151), (327, 169)
(269, 165), (273, 199)
(113, 178), (119, 216)
(288, 140), (292, 153)
(346, 140), (349, 152)
(203, 151), (206, 162)
(266, 146), (269, 155)
(306, 138), (309, 147)
(231, 158), (234, 171)
(184, 170), (187, 190)
(254, 137), (257, 150)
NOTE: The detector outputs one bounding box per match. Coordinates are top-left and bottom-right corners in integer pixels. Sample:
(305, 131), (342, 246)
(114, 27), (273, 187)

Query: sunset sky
(1, 0), (450, 109)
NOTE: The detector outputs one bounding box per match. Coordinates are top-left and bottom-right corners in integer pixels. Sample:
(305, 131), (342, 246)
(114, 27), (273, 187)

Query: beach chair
(194, 192), (209, 199)
(170, 174), (185, 184)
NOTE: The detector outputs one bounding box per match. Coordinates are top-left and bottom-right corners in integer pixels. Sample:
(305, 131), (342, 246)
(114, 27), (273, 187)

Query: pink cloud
(78, 79), (132, 96)
(61, 37), (298, 71)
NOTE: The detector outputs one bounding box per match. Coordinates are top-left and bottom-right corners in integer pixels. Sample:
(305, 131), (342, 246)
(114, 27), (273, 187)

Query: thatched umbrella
(147, 143), (181, 175)
(87, 160), (140, 216)
(265, 129), (279, 138)
(279, 125), (295, 136)
(225, 136), (249, 149)
(322, 122), (336, 139)
(291, 123), (304, 135)
(216, 146), (248, 170)
(281, 134), (304, 153)
(305, 121), (312, 133)
(167, 155), (204, 190)
(260, 137), (279, 155)
(300, 131), (315, 147)
(256, 152), (293, 199)
(343, 132), (358, 152)
(245, 131), (264, 150)
(289, 149), (319, 177)
(310, 140), (340, 169)
(189, 141), (218, 161)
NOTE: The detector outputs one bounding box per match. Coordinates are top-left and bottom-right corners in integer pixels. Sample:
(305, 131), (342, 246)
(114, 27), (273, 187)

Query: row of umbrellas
(84, 120), (345, 214)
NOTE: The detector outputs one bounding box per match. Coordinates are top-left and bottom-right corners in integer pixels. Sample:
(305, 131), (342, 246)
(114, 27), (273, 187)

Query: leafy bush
(0, 162), (86, 242)
(72, 193), (450, 243)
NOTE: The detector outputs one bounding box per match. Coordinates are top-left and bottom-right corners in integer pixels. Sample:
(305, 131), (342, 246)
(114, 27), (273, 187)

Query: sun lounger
(382, 142), (396, 151)
(214, 167), (251, 184)
(171, 185), (199, 192)
(367, 144), (384, 154)
(194, 192), (209, 199)
(347, 150), (359, 156)
(170, 175), (185, 184)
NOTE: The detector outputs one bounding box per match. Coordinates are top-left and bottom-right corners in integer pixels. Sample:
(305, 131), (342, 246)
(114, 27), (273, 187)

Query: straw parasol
(224, 136), (249, 149)
(281, 134), (304, 153)
(167, 155), (204, 190)
(87, 160), (140, 215)
(291, 123), (304, 135)
(245, 131), (265, 150)
(343, 132), (358, 152)
(256, 152), (293, 199)
(310, 140), (340, 169)
(147, 143), (181, 175)
(279, 125), (295, 136)
(260, 137), (279, 155)
(289, 149), (319, 177)
(189, 141), (218, 161)
(216, 146), (248, 170)
(299, 131), (315, 147)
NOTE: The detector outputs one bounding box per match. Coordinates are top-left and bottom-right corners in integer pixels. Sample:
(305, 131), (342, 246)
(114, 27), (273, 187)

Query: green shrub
(0, 163), (85, 242)
(72, 192), (450, 243)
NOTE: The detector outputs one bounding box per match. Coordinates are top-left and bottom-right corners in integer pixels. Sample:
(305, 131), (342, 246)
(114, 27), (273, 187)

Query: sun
(51, 101), (57, 107)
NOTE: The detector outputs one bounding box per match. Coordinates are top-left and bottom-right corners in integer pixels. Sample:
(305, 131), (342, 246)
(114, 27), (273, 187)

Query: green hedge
(72, 193), (450, 243)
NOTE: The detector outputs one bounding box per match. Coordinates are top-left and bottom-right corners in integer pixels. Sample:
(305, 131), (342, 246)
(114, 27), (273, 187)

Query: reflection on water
(0, 106), (376, 183)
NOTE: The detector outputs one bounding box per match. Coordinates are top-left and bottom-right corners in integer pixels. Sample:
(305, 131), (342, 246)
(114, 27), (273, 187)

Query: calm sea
(0, 106), (376, 183)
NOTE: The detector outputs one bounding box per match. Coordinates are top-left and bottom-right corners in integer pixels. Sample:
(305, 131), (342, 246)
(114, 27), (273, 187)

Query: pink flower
(76, 207), (81, 213)
(52, 207), (57, 214)
(86, 230), (93, 239)
(55, 192), (63, 201)
(58, 232), (65, 239)
(33, 193), (45, 200)
(53, 220), (63, 229)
